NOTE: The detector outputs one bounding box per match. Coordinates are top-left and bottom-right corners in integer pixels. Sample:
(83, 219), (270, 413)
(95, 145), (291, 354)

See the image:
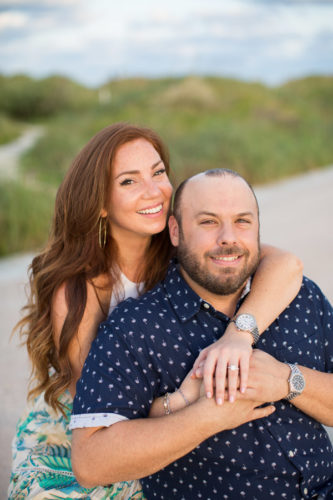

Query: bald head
(173, 169), (259, 226)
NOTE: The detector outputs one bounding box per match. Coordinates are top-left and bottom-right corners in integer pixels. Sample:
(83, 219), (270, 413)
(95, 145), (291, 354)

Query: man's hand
(192, 322), (253, 405)
(197, 391), (276, 434)
(243, 349), (290, 403)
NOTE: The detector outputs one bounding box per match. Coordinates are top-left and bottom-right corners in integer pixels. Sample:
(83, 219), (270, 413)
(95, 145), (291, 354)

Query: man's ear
(168, 215), (179, 247)
(100, 208), (107, 218)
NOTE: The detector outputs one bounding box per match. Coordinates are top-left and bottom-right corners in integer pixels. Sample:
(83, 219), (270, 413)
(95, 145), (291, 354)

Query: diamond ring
(228, 364), (239, 371)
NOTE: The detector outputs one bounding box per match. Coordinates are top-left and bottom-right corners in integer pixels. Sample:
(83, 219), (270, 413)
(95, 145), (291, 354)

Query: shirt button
(203, 303), (210, 309)
(303, 488), (308, 495)
(288, 450), (294, 458)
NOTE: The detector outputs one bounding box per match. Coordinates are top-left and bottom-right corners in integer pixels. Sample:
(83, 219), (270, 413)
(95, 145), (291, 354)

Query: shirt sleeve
(304, 277), (333, 372)
(70, 311), (159, 429)
(320, 290), (333, 372)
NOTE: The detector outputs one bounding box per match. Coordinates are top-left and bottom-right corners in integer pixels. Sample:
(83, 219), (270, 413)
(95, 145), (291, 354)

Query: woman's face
(106, 138), (173, 243)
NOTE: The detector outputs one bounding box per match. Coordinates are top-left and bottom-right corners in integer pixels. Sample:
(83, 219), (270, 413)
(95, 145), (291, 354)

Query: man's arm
(72, 396), (275, 488)
(242, 349), (333, 426)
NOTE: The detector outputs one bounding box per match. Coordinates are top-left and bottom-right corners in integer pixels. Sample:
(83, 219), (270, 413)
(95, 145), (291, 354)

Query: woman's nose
(142, 179), (160, 198)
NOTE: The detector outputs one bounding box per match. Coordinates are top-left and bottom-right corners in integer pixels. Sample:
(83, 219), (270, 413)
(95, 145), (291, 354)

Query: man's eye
(120, 178), (134, 186)
(154, 168), (166, 176)
(200, 219), (216, 225)
(237, 219), (250, 224)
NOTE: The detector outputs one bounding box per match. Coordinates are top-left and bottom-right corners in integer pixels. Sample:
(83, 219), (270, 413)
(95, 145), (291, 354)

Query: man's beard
(177, 238), (260, 296)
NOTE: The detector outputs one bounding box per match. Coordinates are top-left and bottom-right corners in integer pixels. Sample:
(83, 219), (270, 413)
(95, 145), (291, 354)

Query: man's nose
(216, 223), (237, 245)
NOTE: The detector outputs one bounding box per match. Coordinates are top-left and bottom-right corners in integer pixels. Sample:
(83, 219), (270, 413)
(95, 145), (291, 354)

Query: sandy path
(0, 166), (332, 497)
(0, 127), (44, 180)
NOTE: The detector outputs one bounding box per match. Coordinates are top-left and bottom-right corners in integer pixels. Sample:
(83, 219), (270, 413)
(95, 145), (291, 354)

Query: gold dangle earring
(98, 217), (107, 249)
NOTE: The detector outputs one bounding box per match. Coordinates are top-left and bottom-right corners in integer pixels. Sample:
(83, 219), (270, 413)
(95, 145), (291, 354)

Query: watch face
(236, 314), (256, 331)
(291, 374), (305, 392)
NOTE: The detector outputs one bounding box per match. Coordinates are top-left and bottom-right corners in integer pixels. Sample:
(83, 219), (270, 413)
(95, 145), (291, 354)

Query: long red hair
(17, 123), (173, 413)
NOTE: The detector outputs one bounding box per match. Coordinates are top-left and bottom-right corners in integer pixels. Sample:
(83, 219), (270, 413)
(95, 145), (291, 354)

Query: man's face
(169, 174), (260, 296)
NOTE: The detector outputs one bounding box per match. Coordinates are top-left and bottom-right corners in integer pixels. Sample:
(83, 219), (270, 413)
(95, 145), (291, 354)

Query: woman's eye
(120, 178), (134, 186)
(154, 168), (166, 176)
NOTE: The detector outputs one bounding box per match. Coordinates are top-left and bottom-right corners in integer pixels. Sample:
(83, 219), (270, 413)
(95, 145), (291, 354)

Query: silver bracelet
(163, 392), (172, 415)
(178, 388), (190, 406)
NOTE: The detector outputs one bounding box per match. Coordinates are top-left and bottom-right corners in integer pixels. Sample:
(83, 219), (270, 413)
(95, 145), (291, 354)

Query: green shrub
(0, 74), (97, 120)
(0, 180), (54, 256)
(0, 113), (24, 144)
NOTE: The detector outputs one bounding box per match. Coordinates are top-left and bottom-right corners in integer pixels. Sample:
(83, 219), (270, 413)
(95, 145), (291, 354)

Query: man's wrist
(285, 363), (306, 401)
(280, 362), (291, 399)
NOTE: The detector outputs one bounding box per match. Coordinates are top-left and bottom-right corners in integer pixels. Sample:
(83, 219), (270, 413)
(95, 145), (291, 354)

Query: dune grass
(0, 180), (54, 256)
(0, 73), (332, 256)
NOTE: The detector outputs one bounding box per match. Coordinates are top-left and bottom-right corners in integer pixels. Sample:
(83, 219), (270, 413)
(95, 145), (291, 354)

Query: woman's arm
(149, 370), (203, 417)
(52, 280), (108, 397)
(192, 244), (303, 405)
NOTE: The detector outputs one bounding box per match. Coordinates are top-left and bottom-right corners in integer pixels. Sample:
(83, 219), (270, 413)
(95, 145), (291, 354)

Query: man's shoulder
(299, 276), (329, 303)
(285, 275), (332, 317)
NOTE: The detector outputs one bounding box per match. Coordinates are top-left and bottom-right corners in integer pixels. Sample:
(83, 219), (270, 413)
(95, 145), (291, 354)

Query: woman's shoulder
(52, 277), (111, 348)
(52, 276), (111, 316)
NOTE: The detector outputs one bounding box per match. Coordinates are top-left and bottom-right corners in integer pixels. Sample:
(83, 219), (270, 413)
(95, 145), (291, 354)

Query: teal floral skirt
(8, 391), (144, 499)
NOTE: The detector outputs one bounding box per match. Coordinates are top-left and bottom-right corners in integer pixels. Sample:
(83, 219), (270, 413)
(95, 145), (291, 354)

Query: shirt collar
(163, 261), (202, 323)
(163, 260), (252, 323)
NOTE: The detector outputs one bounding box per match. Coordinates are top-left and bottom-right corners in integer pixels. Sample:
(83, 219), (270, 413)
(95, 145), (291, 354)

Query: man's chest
(143, 312), (228, 394)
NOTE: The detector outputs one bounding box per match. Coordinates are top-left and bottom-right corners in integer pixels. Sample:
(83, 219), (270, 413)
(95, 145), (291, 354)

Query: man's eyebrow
(114, 160), (162, 179)
(195, 211), (255, 218)
(236, 211), (255, 218)
(195, 211), (218, 218)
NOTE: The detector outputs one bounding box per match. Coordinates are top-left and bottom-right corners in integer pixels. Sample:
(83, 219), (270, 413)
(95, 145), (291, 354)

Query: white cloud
(0, 0), (332, 86)
(0, 11), (28, 30)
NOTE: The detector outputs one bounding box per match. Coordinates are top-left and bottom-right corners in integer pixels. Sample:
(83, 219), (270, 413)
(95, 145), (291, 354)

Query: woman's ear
(168, 215), (180, 247)
(100, 208), (107, 218)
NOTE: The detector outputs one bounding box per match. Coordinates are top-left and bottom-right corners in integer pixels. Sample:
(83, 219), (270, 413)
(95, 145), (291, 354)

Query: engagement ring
(227, 364), (239, 371)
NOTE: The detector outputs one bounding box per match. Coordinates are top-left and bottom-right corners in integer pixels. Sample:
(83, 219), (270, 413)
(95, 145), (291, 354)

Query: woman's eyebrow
(115, 160), (162, 179)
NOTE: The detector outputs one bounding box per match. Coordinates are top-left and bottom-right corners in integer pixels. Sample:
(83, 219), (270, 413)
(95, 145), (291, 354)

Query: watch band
(285, 363), (305, 401)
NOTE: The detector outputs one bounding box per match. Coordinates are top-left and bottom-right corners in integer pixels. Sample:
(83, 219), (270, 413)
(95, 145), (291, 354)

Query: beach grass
(0, 73), (332, 256)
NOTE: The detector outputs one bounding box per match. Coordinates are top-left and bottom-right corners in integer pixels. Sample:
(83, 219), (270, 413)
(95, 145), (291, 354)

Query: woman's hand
(148, 370), (202, 417)
(191, 322), (253, 404)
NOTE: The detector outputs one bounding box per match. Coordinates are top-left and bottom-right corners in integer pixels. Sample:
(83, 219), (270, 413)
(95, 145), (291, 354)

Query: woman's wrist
(167, 389), (190, 413)
(224, 321), (254, 345)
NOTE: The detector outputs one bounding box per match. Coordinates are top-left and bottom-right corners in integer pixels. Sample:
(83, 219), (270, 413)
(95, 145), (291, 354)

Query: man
(70, 169), (333, 499)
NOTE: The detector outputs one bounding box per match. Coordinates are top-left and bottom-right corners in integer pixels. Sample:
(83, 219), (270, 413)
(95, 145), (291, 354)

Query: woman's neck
(114, 233), (151, 283)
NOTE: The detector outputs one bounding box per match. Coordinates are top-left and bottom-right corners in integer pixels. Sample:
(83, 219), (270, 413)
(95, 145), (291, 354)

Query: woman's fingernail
(229, 395), (235, 403)
(206, 392), (212, 399)
(217, 398), (223, 406)
(241, 387), (245, 394)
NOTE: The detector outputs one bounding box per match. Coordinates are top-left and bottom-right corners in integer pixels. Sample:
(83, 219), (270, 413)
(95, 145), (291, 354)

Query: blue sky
(0, 0), (333, 87)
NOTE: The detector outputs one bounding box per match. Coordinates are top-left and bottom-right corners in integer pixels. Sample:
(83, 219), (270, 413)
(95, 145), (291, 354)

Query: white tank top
(108, 273), (144, 315)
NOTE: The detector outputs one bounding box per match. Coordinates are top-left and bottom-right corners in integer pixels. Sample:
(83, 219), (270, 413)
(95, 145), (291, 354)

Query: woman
(8, 123), (302, 499)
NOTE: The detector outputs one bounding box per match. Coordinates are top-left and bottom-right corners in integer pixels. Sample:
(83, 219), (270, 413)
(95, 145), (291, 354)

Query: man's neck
(179, 266), (244, 318)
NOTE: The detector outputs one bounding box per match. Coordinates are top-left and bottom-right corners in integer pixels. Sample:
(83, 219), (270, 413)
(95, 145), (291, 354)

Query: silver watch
(231, 313), (260, 346)
(285, 363), (305, 401)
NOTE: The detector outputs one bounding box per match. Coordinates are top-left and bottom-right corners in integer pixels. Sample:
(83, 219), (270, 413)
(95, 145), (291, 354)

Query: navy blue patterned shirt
(71, 262), (333, 499)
